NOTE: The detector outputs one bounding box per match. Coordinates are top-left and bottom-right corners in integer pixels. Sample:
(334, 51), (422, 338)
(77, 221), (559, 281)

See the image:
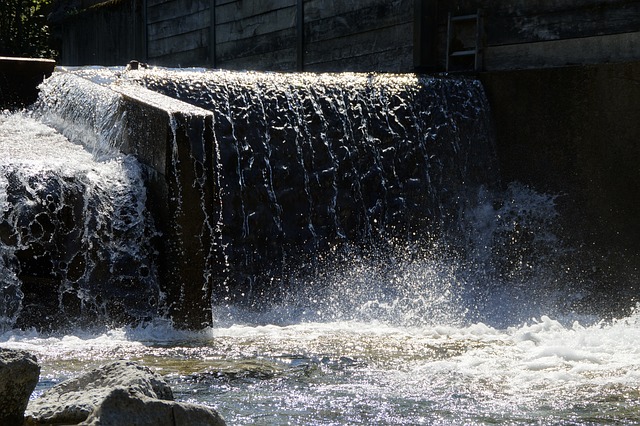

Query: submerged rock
(0, 348), (40, 426)
(25, 360), (226, 425)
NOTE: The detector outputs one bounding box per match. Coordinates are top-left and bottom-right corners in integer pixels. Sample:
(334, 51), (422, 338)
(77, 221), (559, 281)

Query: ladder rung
(450, 14), (478, 22)
(449, 49), (476, 57)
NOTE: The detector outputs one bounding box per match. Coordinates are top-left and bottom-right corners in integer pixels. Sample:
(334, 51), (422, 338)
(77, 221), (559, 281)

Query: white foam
(1, 307), (638, 423)
(0, 112), (96, 165)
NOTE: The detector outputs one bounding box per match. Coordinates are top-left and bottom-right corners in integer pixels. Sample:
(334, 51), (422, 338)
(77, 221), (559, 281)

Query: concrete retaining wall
(113, 84), (216, 328)
(481, 61), (640, 252)
(33, 74), (216, 329)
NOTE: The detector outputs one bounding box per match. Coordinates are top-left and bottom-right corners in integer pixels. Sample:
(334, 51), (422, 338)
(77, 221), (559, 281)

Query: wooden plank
(148, 46), (209, 67)
(414, 0), (439, 70)
(457, 0), (637, 16)
(487, 1), (640, 46)
(147, 0), (208, 24)
(304, 0), (411, 21)
(60, 2), (142, 66)
(148, 28), (208, 57)
(216, 27), (297, 61)
(209, 0), (216, 67)
(148, 9), (210, 40)
(146, 0), (173, 7)
(215, 0), (296, 24)
(215, 6), (296, 44)
(217, 47), (297, 71)
(304, 22), (413, 66)
(140, 0), (148, 61)
(296, 0), (303, 70)
(306, 45), (414, 72)
(304, 0), (412, 44)
(484, 31), (640, 70)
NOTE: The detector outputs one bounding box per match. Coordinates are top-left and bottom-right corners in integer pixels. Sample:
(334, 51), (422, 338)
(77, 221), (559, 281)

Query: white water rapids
(2, 302), (639, 424)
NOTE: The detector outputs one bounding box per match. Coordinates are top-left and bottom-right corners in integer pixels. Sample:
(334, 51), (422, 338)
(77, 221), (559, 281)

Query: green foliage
(0, 0), (57, 58)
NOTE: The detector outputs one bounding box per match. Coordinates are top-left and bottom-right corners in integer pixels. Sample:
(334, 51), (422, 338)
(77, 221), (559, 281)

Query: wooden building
(50, 0), (640, 72)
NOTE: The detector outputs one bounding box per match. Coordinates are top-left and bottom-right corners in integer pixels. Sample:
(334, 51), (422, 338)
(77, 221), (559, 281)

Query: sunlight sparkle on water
(2, 307), (639, 424)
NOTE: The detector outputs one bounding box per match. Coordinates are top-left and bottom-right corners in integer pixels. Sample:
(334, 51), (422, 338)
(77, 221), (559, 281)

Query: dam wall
(23, 69), (499, 329)
(3, 57), (639, 327)
(46, 0), (640, 255)
(481, 61), (640, 253)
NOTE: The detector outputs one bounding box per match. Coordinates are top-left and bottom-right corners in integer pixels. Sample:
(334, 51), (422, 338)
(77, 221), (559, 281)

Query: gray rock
(25, 360), (173, 425)
(80, 387), (226, 426)
(0, 348), (40, 426)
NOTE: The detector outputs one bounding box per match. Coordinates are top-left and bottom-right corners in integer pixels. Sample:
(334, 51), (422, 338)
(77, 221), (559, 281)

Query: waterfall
(0, 110), (160, 331)
(1, 67), (500, 329)
(123, 68), (500, 310)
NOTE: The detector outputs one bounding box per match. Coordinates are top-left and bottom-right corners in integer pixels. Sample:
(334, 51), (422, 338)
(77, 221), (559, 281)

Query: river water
(2, 78), (640, 424)
(2, 300), (640, 424)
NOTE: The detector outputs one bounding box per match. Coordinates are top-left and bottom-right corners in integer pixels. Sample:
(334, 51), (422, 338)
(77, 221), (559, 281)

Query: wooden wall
(303, 0), (414, 72)
(56, 0), (640, 72)
(214, 0), (298, 71)
(442, 0), (640, 71)
(59, 0), (146, 66)
(147, 0), (211, 67)
(143, 0), (415, 72)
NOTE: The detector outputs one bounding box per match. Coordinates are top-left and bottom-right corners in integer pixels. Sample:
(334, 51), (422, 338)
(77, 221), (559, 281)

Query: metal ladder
(446, 10), (483, 72)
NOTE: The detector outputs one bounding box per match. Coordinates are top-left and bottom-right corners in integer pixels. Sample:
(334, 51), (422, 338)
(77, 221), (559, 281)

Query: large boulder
(0, 348), (40, 426)
(81, 387), (226, 426)
(25, 360), (173, 425)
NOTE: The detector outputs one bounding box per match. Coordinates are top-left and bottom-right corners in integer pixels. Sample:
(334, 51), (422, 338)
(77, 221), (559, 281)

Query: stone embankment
(0, 349), (226, 426)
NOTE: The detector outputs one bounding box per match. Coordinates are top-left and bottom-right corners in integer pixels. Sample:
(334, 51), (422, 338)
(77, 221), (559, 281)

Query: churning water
(3, 289), (640, 424)
(1, 68), (639, 424)
(0, 112), (159, 330)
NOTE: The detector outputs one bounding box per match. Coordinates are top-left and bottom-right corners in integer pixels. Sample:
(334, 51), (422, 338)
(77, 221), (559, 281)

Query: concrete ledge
(0, 57), (56, 110)
(115, 84), (216, 329)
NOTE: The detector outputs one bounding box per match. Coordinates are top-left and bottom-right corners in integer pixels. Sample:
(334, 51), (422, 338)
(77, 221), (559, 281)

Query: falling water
(121, 68), (500, 308)
(1, 67), (638, 425)
(0, 109), (160, 331)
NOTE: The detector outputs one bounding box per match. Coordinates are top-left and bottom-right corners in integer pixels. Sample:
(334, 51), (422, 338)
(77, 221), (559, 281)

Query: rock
(80, 387), (226, 426)
(0, 348), (40, 426)
(25, 360), (173, 425)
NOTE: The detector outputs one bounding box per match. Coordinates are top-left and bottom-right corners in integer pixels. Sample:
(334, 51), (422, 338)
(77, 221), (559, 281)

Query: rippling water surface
(2, 307), (640, 425)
